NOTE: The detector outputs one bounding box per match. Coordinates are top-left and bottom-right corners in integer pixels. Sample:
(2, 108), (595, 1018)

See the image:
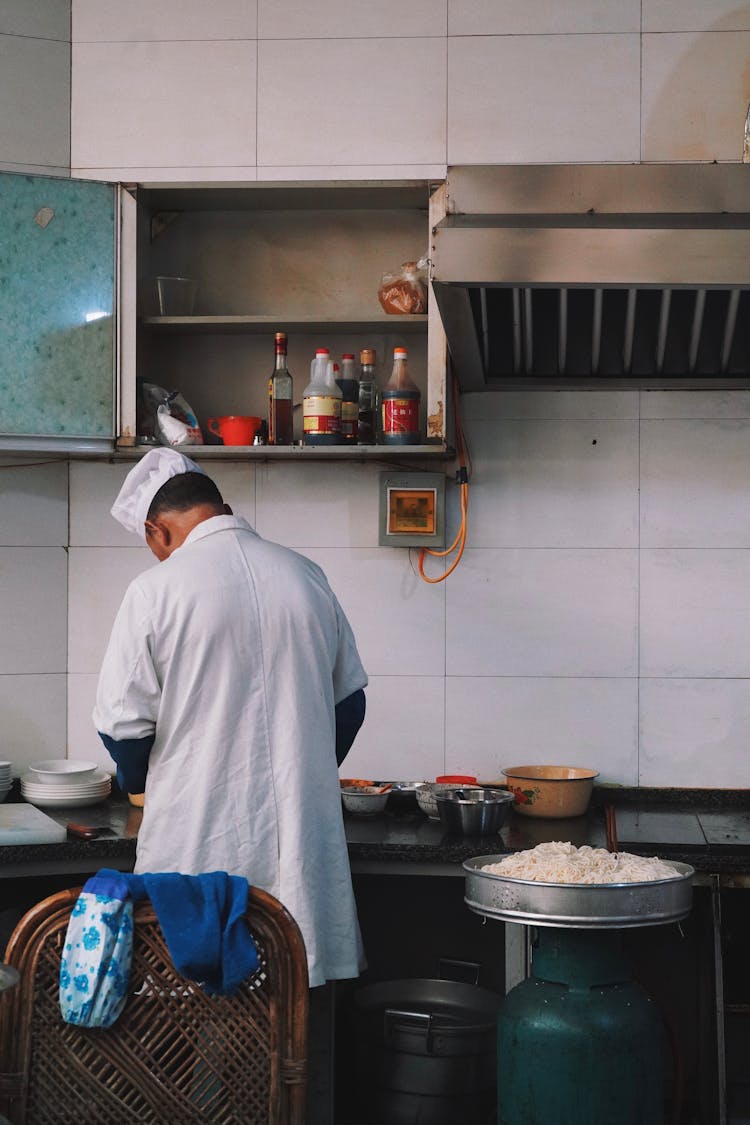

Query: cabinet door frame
(117, 184), (138, 447)
(0, 170), (122, 454)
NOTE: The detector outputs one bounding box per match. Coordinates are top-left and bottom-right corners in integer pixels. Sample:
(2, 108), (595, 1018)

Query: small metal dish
(378, 780), (423, 812)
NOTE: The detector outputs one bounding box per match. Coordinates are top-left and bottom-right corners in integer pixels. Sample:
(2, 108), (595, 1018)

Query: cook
(93, 448), (368, 988)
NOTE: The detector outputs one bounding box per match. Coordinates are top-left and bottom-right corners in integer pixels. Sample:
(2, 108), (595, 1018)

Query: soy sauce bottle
(357, 348), (377, 445)
(381, 346), (420, 445)
(336, 354), (359, 444)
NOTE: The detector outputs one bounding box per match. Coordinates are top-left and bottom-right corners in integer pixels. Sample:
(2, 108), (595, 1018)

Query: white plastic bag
(140, 382), (204, 446)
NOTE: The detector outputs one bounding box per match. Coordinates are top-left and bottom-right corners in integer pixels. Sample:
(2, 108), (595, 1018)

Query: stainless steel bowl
(434, 788), (515, 835)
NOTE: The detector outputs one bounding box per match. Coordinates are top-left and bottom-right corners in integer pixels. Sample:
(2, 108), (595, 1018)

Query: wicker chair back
(0, 884), (308, 1124)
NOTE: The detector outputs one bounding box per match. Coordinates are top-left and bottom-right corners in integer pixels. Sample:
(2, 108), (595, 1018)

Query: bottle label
(340, 401), (358, 439)
(303, 395), (340, 435)
(382, 397), (419, 436)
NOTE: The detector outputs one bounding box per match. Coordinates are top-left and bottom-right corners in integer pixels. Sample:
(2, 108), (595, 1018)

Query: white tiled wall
(4, 394), (750, 788)
(0, 1), (70, 175)
(0, 461), (69, 775)
(69, 0), (750, 180)
(5, 1), (750, 790)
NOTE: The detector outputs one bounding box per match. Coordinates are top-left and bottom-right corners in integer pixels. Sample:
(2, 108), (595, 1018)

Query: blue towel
(121, 870), (260, 995)
(60, 869), (260, 1027)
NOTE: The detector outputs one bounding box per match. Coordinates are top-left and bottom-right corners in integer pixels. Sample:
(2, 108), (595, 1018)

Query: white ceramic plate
(21, 789), (110, 802)
(21, 784), (111, 800)
(22, 792), (110, 809)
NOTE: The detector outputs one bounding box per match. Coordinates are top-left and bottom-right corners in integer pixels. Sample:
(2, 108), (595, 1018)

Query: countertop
(1, 786), (749, 881)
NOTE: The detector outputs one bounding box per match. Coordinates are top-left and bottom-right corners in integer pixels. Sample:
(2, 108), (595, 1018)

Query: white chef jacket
(93, 514), (368, 987)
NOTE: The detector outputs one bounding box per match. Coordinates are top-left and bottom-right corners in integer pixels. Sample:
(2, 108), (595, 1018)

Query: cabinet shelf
(116, 443), (452, 462)
(141, 314), (428, 335)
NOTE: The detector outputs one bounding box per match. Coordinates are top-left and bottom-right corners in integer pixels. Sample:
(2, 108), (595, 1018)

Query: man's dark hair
(147, 471), (225, 522)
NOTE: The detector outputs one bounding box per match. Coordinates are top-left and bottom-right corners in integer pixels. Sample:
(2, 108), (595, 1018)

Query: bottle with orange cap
(381, 345), (421, 445)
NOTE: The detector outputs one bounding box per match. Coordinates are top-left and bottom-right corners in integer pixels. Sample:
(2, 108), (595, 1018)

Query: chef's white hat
(111, 448), (206, 541)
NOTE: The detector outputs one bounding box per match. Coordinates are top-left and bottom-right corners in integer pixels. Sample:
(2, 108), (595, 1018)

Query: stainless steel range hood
(430, 165), (750, 390)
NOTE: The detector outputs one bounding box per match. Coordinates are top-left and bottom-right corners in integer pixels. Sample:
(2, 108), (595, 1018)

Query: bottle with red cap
(381, 345), (421, 445)
(302, 347), (341, 445)
(268, 331), (293, 445)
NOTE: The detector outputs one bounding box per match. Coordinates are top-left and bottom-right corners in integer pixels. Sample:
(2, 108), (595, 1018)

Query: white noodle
(482, 841), (680, 885)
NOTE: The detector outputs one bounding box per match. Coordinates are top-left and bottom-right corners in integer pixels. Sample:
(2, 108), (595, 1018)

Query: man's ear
(144, 518), (171, 558)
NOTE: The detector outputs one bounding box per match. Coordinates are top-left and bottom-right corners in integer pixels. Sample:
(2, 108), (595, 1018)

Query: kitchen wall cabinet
(0, 171), (448, 458)
(122, 180), (448, 456)
(0, 170), (116, 452)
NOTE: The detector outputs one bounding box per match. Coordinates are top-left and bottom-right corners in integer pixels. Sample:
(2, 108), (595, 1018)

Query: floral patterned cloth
(59, 870), (133, 1028)
(59, 869), (259, 1028)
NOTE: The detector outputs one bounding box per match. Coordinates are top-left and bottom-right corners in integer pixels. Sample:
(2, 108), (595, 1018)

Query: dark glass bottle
(357, 348), (377, 445)
(336, 354), (359, 444)
(268, 331), (293, 445)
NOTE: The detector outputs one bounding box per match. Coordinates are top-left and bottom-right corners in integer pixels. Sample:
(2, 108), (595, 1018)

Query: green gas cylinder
(498, 928), (665, 1125)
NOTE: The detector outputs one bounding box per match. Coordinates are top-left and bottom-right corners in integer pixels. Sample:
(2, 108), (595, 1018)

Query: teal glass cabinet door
(0, 171), (115, 445)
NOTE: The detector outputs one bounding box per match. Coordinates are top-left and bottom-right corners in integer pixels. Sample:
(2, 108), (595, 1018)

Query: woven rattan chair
(0, 884), (308, 1124)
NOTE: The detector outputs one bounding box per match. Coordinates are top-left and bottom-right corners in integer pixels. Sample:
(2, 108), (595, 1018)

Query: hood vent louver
(431, 166), (750, 390)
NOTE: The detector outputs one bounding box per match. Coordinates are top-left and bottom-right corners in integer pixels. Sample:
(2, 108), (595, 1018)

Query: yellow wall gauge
(379, 472), (446, 548)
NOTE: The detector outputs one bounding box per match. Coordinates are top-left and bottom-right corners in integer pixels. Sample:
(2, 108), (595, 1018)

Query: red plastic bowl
(435, 774), (477, 785)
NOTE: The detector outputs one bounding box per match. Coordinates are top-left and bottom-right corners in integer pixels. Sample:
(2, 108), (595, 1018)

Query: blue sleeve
(335, 688), (366, 767)
(98, 732), (154, 794)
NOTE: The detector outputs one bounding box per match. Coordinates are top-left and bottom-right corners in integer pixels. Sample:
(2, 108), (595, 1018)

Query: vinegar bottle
(336, 353), (359, 445)
(268, 331), (293, 445)
(303, 348), (341, 445)
(381, 346), (421, 445)
(357, 348), (377, 445)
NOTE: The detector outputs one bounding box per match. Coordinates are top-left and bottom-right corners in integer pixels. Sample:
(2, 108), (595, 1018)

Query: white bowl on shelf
(28, 759), (99, 786)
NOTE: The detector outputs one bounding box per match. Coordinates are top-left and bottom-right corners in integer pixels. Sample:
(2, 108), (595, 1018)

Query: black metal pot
(353, 976), (501, 1125)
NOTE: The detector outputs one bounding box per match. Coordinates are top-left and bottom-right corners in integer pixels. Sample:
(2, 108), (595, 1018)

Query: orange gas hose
(418, 376), (470, 584)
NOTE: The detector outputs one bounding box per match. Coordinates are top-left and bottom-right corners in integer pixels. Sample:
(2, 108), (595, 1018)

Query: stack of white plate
(0, 761), (12, 804)
(21, 768), (111, 808)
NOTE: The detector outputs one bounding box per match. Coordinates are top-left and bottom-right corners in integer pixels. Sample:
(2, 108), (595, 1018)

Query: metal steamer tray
(463, 855), (695, 929)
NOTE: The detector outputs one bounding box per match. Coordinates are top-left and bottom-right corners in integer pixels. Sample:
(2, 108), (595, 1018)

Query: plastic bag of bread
(377, 259), (428, 314)
(138, 381), (204, 447)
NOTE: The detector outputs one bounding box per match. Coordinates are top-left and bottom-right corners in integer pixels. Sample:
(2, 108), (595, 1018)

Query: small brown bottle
(268, 331), (293, 445)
